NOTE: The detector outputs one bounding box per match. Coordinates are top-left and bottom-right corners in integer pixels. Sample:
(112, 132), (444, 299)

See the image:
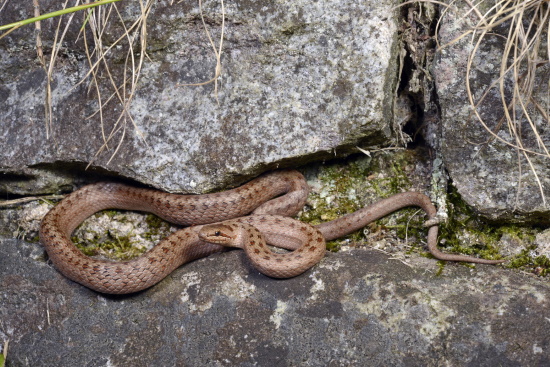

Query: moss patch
(440, 184), (548, 275)
(73, 233), (146, 261)
(71, 210), (173, 261)
(298, 150), (548, 276)
(507, 247), (550, 276)
(300, 151), (429, 253)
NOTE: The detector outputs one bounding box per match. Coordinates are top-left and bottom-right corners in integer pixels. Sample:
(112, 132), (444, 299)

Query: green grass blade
(0, 0), (122, 31)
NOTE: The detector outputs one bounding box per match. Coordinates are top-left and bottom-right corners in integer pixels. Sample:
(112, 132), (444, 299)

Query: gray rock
(434, 0), (550, 222)
(1, 235), (549, 366)
(0, 0), (400, 193)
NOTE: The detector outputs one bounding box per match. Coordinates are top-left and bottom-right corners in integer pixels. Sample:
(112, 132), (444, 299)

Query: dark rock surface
(2, 235), (549, 366)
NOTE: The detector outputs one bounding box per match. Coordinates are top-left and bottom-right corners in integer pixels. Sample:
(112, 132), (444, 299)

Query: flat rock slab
(1, 236), (549, 366)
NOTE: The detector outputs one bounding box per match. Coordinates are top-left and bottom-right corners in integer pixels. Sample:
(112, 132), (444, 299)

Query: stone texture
(0, 0), (400, 193)
(434, 0), (550, 223)
(2, 235), (549, 366)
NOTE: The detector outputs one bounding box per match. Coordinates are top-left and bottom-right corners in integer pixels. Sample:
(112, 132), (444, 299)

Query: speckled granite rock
(0, 0), (399, 193)
(1, 235), (549, 366)
(434, 0), (550, 222)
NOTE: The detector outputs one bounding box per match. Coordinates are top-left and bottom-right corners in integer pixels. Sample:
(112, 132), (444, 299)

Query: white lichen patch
(10, 201), (50, 239)
(415, 296), (456, 340)
(308, 272), (326, 301)
(518, 285), (547, 304)
(316, 257), (345, 272)
(534, 229), (550, 258)
(474, 276), (547, 314)
(533, 343), (543, 354)
(496, 303), (508, 316)
(345, 277), (455, 341)
(270, 300), (288, 329)
(217, 273), (256, 301)
(179, 271), (212, 313)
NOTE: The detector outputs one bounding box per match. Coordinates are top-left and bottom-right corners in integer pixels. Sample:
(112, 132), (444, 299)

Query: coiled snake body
(40, 170), (504, 294)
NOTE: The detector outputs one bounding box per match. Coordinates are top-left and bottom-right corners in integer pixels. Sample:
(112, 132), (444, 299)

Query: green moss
(439, 184), (549, 275)
(507, 246), (550, 276)
(145, 213), (166, 230)
(102, 209), (122, 219)
(71, 211), (172, 261)
(299, 152), (421, 252)
(369, 159), (412, 197)
(438, 188), (507, 262)
(298, 151), (546, 276)
(435, 260), (446, 276)
(72, 231), (147, 261)
(142, 213), (171, 242)
(387, 210), (428, 249)
(508, 247), (536, 268)
(533, 256), (550, 276)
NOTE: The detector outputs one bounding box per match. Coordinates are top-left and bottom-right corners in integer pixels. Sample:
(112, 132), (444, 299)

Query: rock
(1, 235), (549, 366)
(0, 0), (400, 193)
(434, 0), (550, 222)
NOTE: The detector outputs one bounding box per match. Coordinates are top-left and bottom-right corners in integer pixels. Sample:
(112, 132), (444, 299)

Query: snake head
(198, 223), (236, 245)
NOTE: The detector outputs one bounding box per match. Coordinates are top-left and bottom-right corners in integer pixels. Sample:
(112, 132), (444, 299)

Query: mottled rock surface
(0, 0), (399, 193)
(1, 235), (549, 366)
(434, 0), (550, 222)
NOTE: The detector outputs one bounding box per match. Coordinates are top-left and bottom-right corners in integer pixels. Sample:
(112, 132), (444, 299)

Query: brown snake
(39, 170), (504, 294)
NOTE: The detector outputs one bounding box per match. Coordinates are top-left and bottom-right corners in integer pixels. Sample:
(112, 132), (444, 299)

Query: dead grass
(178, 0), (225, 104)
(1, 0), (225, 165)
(461, 0), (549, 204)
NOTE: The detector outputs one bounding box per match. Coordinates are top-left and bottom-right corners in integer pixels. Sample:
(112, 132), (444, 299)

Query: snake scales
(39, 170), (504, 294)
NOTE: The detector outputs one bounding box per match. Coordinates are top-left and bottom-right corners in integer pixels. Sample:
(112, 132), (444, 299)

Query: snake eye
(214, 231), (221, 236)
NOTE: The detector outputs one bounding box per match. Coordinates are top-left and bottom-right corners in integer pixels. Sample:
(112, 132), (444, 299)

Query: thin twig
(0, 195), (65, 207)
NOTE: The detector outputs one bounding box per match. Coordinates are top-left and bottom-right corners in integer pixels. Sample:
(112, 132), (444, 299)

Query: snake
(39, 169), (505, 294)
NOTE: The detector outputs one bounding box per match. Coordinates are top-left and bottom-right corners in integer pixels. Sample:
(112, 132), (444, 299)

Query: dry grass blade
(178, 0), (225, 103)
(0, 0), (9, 14)
(0, 195), (65, 207)
(45, 0), (77, 139)
(33, 0), (45, 67)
